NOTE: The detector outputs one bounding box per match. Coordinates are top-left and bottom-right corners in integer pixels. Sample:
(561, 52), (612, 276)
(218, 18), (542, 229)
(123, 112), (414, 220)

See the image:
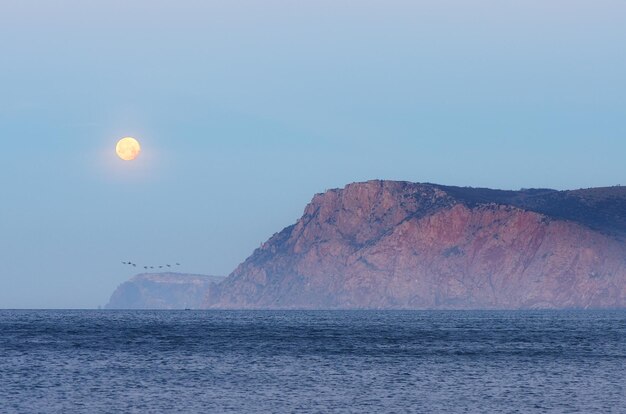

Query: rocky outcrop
(207, 181), (626, 309)
(106, 273), (224, 309)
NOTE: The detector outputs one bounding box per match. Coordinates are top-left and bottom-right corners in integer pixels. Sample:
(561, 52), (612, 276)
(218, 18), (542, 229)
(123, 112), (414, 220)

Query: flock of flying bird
(121, 261), (181, 270)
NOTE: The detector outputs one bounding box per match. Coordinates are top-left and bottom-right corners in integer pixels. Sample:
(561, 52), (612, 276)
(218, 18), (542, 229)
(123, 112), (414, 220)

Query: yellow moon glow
(116, 137), (141, 161)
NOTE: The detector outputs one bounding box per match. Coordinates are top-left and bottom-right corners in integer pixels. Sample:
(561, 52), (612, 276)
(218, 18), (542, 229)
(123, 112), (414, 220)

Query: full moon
(116, 137), (141, 161)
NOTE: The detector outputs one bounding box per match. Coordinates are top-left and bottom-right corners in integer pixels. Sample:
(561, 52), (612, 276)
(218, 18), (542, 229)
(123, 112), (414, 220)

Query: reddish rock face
(207, 181), (626, 309)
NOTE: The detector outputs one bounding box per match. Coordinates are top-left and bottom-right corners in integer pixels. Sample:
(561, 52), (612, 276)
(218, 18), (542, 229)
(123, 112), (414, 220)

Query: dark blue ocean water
(1, 310), (625, 413)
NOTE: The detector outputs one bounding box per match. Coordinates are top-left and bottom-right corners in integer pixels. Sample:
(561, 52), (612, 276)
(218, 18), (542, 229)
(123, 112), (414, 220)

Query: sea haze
(1, 310), (625, 413)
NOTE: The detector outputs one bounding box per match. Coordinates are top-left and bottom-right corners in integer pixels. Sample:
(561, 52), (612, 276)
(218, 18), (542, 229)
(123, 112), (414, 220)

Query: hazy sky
(1, 1), (625, 308)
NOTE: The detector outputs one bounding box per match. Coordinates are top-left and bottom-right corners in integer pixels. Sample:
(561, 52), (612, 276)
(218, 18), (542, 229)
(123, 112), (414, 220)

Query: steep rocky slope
(207, 181), (626, 309)
(106, 273), (224, 309)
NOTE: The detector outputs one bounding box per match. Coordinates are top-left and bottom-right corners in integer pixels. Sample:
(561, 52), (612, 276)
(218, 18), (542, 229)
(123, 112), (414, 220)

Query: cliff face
(106, 273), (224, 309)
(208, 181), (626, 309)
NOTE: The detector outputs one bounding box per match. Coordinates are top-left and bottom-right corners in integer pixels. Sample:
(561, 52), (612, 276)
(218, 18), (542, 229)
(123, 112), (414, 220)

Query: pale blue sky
(1, 1), (625, 307)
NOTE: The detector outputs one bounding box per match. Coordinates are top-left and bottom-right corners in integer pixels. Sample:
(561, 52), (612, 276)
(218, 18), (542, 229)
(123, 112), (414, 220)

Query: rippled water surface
(1, 310), (625, 413)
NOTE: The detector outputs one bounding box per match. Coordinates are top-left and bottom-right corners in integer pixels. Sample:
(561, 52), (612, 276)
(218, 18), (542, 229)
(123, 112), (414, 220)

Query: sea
(1, 310), (625, 413)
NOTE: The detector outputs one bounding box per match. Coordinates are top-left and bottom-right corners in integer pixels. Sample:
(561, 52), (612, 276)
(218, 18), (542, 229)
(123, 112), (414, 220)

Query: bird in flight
(120, 261), (181, 269)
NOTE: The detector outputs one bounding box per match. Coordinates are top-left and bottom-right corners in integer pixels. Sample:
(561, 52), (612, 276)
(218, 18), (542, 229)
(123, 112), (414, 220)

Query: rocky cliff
(207, 181), (626, 309)
(106, 273), (224, 309)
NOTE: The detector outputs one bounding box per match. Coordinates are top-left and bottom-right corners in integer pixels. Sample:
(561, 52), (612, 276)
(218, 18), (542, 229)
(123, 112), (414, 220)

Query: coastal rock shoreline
(106, 181), (626, 310)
